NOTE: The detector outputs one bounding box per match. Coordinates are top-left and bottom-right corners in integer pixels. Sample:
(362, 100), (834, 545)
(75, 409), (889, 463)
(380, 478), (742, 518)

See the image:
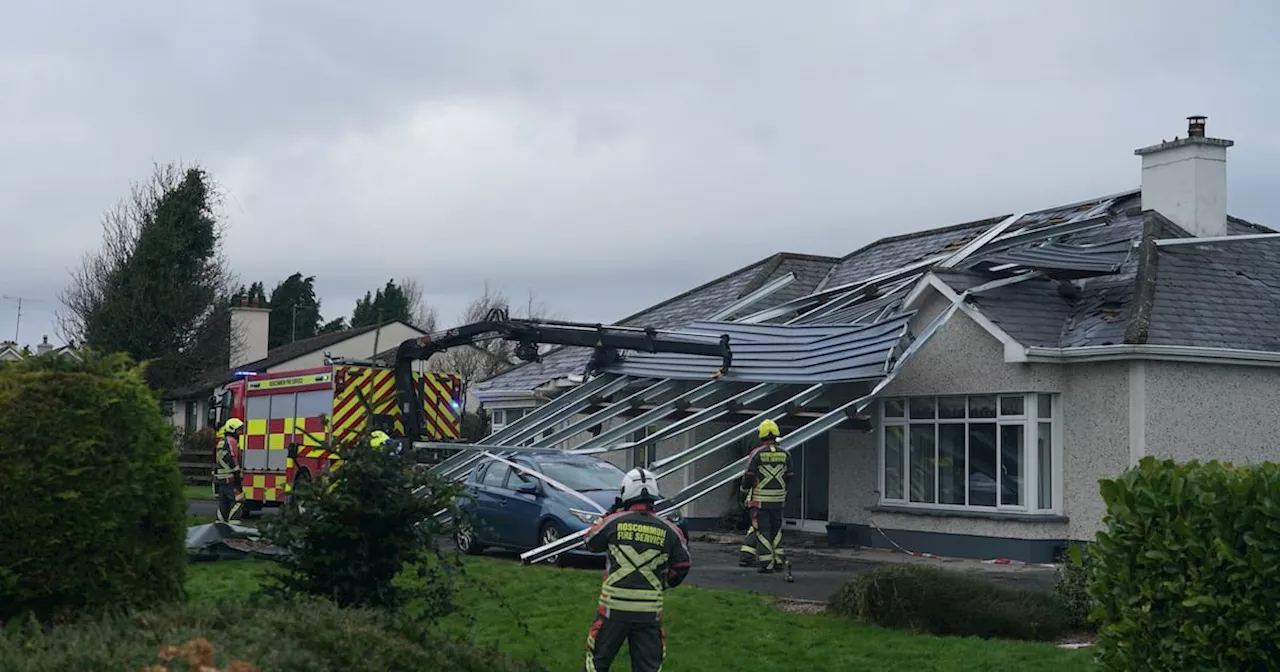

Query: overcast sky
(2, 1), (1276, 347)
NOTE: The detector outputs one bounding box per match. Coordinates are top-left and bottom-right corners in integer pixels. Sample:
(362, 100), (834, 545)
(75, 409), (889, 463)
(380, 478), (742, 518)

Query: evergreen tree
(266, 273), (323, 348)
(58, 163), (237, 391)
(351, 280), (412, 328)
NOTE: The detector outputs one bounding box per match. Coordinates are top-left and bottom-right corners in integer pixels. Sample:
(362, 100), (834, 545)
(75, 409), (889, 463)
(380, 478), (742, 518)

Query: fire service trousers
(584, 613), (665, 672)
(215, 481), (244, 523)
(753, 506), (784, 571)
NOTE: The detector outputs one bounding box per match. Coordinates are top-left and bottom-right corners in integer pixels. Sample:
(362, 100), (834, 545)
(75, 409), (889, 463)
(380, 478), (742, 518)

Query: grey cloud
(2, 0), (1278, 348)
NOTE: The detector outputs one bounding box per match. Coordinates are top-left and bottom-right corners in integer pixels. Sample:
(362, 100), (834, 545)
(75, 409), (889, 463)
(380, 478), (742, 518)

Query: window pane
(491, 410), (505, 425)
(1038, 393), (1053, 419)
(908, 424), (936, 503)
(246, 396), (270, 420)
(509, 408), (526, 421)
(968, 395), (997, 419)
(908, 398), (936, 419)
(883, 399), (905, 418)
(968, 423), (997, 507)
(1037, 422), (1053, 509)
(938, 396), (967, 419)
(481, 463), (510, 487)
(295, 390), (333, 418)
(938, 424), (967, 505)
(1000, 424), (1024, 506)
(999, 395), (1025, 416)
(883, 425), (905, 500)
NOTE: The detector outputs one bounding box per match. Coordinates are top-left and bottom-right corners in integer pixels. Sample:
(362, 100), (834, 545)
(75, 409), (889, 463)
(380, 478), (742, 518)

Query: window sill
(868, 505), (1068, 524)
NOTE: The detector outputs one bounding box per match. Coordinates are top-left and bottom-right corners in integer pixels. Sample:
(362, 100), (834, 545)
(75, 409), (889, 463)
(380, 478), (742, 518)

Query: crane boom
(393, 308), (733, 441)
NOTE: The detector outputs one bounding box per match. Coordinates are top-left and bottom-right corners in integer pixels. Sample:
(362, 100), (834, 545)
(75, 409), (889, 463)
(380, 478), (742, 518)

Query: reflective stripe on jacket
(744, 442), (793, 508)
(582, 504), (692, 623)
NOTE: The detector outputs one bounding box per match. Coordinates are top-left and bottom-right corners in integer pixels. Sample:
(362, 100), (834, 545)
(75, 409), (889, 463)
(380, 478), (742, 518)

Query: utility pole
(1, 295), (42, 344)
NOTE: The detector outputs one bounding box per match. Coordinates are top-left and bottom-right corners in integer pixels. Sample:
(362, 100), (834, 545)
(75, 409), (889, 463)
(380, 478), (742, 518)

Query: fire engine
(209, 308), (735, 512)
(208, 361), (464, 512)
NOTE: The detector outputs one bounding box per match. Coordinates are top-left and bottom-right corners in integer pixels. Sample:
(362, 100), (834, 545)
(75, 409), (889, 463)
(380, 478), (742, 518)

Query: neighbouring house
(162, 301), (426, 435)
(471, 115), (1280, 563)
(0, 336), (82, 363)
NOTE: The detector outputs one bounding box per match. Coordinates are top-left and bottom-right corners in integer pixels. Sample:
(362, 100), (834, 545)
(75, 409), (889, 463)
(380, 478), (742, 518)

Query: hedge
(0, 353), (188, 623)
(1090, 457), (1280, 670)
(828, 564), (1068, 641)
(0, 597), (545, 672)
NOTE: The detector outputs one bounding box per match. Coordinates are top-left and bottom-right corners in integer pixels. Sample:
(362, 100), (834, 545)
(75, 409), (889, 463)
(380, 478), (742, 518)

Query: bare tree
(427, 281), (556, 382)
(398, 277), (439, 333)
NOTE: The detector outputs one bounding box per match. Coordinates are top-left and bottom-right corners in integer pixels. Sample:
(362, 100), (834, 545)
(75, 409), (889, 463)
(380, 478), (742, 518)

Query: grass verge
(185, 484), (216, 501)
(187, 558), (1096, 671)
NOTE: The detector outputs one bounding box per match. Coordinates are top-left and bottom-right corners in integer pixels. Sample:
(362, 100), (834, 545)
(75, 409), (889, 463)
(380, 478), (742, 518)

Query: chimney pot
(1187, 115), (1207, 138)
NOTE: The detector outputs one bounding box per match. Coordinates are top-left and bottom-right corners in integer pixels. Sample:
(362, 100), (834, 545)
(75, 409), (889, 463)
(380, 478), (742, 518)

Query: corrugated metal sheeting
(603, 314), (911, 383)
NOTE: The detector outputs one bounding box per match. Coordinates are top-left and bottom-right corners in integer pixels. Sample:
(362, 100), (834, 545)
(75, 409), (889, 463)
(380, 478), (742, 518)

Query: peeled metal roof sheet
(971, 241), (1131, 274)
(604, 314), (911, 383)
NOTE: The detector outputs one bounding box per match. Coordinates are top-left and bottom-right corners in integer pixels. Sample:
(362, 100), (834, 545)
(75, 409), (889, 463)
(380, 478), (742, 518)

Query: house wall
(269, 323), (425, 371)
(824, 290), (1136, 562)
(1142, 361), (1280, 465)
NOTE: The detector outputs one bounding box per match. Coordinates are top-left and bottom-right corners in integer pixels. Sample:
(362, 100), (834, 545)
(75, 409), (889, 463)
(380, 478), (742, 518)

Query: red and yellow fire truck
(210, 362), (464, 511)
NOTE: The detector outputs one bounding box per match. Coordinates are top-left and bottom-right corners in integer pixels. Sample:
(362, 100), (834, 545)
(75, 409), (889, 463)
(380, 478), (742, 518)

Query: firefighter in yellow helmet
(739, 419), (793, 574)
(213, 418), (246, 523)
(369, 429), (403, 456)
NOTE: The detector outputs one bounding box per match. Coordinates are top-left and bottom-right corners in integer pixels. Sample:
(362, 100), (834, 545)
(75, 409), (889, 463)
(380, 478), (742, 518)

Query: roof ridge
(836, 214), (1012, 263)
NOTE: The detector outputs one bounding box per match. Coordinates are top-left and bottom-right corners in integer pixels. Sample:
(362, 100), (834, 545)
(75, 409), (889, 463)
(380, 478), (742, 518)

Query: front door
(783, 433), (830, 533)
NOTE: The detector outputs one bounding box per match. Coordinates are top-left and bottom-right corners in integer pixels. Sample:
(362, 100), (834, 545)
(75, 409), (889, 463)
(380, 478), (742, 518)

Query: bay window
(880, 393), (1058, 513)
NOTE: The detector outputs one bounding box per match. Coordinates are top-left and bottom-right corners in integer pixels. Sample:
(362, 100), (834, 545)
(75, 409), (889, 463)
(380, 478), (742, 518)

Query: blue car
(453, 450), (688, 564)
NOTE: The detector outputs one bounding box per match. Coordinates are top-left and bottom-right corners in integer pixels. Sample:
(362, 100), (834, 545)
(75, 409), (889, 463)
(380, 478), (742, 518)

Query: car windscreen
(538, 460), (626, 492)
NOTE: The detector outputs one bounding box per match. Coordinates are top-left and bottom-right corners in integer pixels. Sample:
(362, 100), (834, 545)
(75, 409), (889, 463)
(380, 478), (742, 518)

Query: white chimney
(36, 335), (52, 355)
(1134, 115), (1234, 238)
(229, 298), (271, 370)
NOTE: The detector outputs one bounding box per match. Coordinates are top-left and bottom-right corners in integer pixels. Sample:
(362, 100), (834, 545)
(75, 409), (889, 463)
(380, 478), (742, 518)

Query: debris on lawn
(186, 522), (287, 562)
(775, 598), (826, 615)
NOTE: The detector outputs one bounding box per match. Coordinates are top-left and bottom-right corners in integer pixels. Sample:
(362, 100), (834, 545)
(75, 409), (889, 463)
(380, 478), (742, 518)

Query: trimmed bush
(828, 564), (1068, 641)
(0, 353), (187, 624)
(1054, 544), (1097, 631)
(0, 597), (545, 671)
(1089, 457), (1280, 670)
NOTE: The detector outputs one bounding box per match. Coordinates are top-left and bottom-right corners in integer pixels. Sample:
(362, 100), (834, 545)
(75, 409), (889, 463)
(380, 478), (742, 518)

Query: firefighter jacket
(214, 435), (242, 485)
(583, 503), (692, 623)
(744, 441), (793, 509)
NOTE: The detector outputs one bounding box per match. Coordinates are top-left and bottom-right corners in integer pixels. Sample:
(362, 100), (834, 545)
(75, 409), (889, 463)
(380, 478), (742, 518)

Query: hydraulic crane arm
(393, 308), (733, 441)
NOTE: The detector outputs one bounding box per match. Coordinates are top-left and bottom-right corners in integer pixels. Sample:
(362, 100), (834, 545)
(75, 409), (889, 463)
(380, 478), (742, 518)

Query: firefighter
(369, 429), (403, 456)
(213, 418), (246, 523)
(743, 419), (793, 573)
(581, 468), (691, 672)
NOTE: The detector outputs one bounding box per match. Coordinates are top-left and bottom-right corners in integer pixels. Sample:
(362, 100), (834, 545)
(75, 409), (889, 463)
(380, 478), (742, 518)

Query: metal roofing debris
(968, 241), (1132, 277)
(603, 315), (912, 383)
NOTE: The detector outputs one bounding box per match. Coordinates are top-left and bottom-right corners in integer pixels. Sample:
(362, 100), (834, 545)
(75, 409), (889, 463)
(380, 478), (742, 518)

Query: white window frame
(878, 393), (1061, 515)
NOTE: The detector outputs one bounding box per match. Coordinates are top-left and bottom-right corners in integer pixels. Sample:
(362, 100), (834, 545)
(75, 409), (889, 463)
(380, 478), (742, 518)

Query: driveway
(185, 502), (1058, 602)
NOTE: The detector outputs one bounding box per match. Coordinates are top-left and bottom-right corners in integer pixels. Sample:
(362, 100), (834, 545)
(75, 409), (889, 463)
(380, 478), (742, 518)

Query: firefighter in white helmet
(580, 467), (692, 672)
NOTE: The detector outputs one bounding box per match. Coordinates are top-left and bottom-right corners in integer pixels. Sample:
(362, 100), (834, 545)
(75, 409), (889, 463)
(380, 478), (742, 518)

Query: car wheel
(538, 522), (565, 566)
(455, 516), (484, 556)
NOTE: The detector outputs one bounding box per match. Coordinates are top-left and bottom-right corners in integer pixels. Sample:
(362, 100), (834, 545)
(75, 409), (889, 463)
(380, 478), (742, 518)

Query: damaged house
(444, 116), (1279, 563)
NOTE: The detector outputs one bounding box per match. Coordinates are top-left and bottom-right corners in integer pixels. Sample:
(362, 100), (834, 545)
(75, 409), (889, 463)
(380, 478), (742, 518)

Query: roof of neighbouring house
(168, 321), (419, 399)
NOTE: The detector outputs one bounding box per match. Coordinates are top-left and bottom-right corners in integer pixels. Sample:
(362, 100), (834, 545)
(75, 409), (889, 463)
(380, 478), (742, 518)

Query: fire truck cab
(208, 362), (464, 511)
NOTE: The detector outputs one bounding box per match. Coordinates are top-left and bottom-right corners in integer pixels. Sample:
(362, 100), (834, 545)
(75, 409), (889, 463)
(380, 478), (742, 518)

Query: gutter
(1023, 345), (1280, 368)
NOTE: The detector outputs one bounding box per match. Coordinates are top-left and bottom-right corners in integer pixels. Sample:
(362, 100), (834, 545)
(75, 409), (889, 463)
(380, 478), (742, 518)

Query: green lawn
(184, 484), (215, 501)
(187, 558), (1097, 672)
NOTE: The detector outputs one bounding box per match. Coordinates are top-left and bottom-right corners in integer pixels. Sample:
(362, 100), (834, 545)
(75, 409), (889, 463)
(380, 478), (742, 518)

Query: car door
(470, 461), (513, 545)
(500, 459), (545, 549)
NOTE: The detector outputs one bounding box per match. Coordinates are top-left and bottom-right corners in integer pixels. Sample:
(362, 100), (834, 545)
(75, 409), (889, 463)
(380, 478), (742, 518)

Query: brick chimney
(1134, 115), (1234, 238)
(230, 296), (271, 369)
